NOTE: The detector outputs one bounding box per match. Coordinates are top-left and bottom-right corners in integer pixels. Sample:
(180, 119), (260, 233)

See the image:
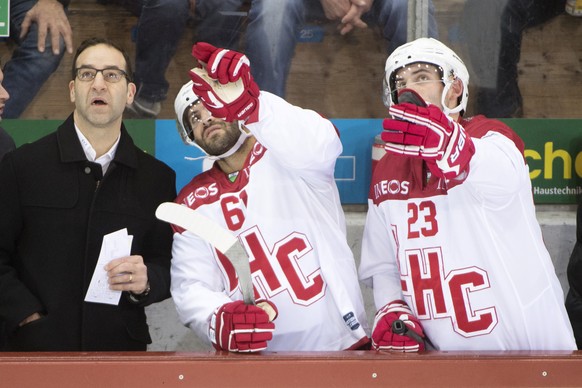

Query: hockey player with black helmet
(359, 38), (576, 352)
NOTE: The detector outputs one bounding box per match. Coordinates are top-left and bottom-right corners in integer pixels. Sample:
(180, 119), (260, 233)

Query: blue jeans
(244, 0), (438, 97)
(131, 0), (243, 103)
(1, 0), (67, 118)
(131, 0), (190, 103)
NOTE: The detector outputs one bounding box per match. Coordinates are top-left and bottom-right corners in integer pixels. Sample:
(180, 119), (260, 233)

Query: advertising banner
(4, 118), (581, 204)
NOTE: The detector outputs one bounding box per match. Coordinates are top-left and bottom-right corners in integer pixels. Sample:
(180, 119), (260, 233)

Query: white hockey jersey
(171, 92), (369, 351)
(360, 116), (576, 351)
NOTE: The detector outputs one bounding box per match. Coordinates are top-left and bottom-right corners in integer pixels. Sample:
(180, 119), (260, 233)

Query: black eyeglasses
(75, 66), (129, 83)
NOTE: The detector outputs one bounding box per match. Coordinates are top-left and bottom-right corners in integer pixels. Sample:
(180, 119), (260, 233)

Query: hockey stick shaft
(155, 202), (254, 304)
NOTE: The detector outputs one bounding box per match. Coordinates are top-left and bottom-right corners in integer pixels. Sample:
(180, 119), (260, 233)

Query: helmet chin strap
(440, 79), (463, 117)
(185, 121), (252, 161)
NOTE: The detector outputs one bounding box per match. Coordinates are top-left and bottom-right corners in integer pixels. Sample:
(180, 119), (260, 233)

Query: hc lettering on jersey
(401, 247), (498, 337)
(240, 226), (326, 306)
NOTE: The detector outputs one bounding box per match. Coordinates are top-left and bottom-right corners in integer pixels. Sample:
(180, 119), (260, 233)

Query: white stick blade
(155, 202), (237, 253)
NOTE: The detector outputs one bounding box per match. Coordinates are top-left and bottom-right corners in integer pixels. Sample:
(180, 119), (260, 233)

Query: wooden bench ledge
(1, 350), (581, 387)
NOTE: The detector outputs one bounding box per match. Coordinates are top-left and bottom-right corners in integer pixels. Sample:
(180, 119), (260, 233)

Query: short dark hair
(71, 37), (133, 82)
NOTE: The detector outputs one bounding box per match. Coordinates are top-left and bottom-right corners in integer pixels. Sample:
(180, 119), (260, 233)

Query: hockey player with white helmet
(169, 43), (369, 352)
(360, 37), (576, 351)
(382, 37), (469, 116)
(174, 80), (251, 161)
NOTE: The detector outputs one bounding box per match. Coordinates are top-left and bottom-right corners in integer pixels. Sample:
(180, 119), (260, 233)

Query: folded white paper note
(84, 228), (133, 305)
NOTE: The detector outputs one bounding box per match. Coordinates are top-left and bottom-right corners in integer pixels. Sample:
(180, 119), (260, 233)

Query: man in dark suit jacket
(0, 127), (15, 162)
(0, 37), (176, 351)
(0, 65), (14, 162)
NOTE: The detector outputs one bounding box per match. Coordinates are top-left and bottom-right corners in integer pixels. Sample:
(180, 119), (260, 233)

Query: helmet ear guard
(383, 38), (469, 116)
(174, 80), (200, 148)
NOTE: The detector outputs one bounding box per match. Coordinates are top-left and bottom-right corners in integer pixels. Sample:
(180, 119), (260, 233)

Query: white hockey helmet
(174, 80), (201, 148)
(383, 37), (469, 116)
(174, 80), (250, 160)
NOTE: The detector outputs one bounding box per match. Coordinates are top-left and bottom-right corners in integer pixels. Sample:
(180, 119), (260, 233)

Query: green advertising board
(0, 0), (8, 37)
(505, 119), (582, 204)
(2, 119), (156, 154)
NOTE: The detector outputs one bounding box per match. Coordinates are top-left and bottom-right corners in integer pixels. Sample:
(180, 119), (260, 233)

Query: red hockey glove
(381, 102), (475, 179)
(193, 42), (250, 84)
(192, 42), (217, 65)
(371, 300), (426, 352)
(209, 300), (275, 352)
(190, 42), (260, 124)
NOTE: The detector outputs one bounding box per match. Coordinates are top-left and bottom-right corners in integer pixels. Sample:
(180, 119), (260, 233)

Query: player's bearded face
(195, 118), (241, 156)
(187, 102), (242, 156)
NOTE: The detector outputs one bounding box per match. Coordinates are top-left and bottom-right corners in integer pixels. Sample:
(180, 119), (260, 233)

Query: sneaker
(126, 96), (162, 118)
